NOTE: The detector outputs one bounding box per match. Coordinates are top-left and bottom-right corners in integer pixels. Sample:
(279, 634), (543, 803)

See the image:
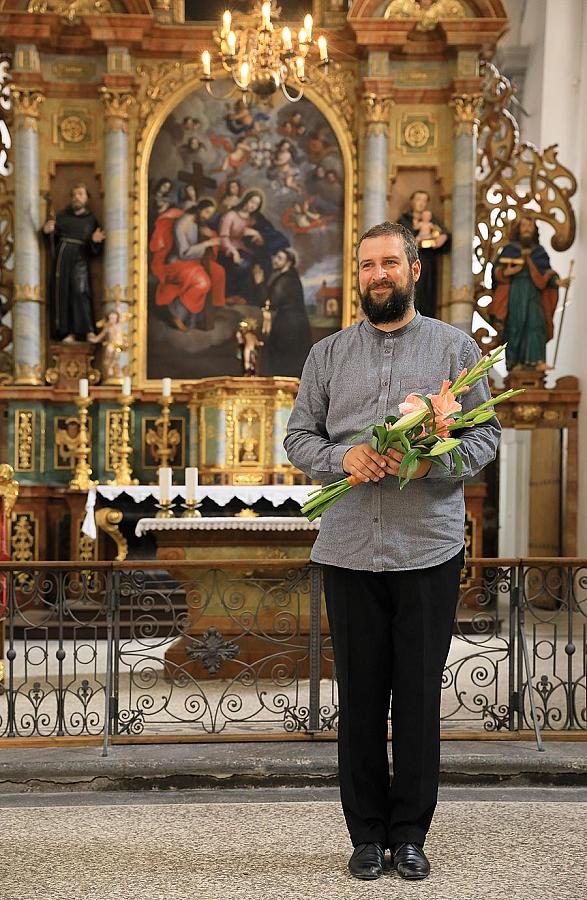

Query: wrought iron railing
(0, 559), (585, 749)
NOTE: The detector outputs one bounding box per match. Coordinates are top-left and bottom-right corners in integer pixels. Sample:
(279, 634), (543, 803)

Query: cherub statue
(88, 303), (130, 380)
(236, 318), (263, 376)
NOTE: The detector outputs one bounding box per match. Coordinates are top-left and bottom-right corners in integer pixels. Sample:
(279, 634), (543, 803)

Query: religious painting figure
(149, 201), (224, 331)
(43, 182), (105, 342)
(253, 248), (313, 377)
(398, 190), (449, 319)
(490, 214), (569, 371)
(219, 189), (288, 305)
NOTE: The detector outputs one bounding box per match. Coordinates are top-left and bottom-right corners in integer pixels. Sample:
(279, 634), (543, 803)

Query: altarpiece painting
(145, 84), (345, 381)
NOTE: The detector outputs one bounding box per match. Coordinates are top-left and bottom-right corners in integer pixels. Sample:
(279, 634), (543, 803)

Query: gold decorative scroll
(474, 62), (577, 347)
(361, 93), (393, 137)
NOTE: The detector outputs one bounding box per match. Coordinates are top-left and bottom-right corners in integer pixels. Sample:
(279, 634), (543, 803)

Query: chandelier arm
(281, 81), (304, 103)
(202, 79), (240, 101)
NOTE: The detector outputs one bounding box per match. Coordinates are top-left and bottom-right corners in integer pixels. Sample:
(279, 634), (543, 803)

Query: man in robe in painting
(490, 214), (569, 371)
(149, 201), (224, 331)
(398, 190), (449, 319)
(253, 248), (312, 377)
(43, 182), (104, 342)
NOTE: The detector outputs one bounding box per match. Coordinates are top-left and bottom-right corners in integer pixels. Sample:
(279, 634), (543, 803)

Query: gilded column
(99, 87), (134, 382)
(10, 86), (45, 384)
(361, 94), (393, 233)
(449, 93), (483, 333)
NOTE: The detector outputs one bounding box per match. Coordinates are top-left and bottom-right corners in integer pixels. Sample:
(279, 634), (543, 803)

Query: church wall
(515, 0), (587, 552)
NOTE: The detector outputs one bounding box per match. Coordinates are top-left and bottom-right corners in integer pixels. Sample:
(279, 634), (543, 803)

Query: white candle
(185, 467), (198, 502)
(226, 30), (236, 55)
(159, 467), (172, 502)
(79, 378), (89, 399)
(318, 35), (328, 61)
(304, 13), (313, 41)
(282, 26), (292, 51)
(201, 50), (211, 77)
(122, 376), (132, 396)
(162, 377), (171, 398)
(240, 61), (250, 88)
(222, 9), (231, 36)
(261, 1), (271, 28)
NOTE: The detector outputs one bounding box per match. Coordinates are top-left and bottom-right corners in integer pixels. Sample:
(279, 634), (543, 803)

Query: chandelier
(200, 2), (330, 103)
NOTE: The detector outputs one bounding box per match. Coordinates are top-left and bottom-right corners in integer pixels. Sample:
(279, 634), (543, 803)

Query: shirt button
(384, 349), (390, 354)
(373, 516), (379, 523)
(382, 380), (388, 386)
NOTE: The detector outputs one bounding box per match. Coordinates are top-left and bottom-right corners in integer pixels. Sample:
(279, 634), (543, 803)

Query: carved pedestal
(45, 342), (100, 391)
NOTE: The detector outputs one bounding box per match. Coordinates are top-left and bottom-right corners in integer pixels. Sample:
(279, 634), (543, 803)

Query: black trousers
(323, 547), (463, 849)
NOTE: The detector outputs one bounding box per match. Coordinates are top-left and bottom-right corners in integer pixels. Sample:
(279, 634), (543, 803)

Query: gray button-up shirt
(284, 313), (501, 571)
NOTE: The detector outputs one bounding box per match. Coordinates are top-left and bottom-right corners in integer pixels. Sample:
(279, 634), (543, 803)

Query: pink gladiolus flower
(398, 393), (428, 416)
(426, 387), (462, 420)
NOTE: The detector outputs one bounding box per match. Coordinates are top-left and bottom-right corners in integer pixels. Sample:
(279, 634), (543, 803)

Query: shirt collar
(360, 310), (422, 339)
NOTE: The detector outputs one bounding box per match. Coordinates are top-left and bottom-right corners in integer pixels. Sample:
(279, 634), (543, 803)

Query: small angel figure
(235, 318), (263, 376)
(87, 304), (130, 380)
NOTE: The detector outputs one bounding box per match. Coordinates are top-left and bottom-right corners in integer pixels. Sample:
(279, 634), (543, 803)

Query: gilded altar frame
(131, 66), (359, 390)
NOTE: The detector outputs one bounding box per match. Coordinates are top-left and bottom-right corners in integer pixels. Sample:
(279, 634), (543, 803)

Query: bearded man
(284, 221), (500, 883)
(43, 182), (105, 342)
(490, 214), (569, 371)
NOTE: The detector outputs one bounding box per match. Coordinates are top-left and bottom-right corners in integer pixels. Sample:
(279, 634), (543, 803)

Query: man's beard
(71, 200), (87, 213)
(520, 235), (534, 248)
(360, 272), (415, 324)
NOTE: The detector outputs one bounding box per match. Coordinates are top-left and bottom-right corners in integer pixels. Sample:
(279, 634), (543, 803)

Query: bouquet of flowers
(302, 345), (523, 522)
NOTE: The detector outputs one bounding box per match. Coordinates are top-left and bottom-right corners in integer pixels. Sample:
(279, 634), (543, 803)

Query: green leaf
(384, 414), (399, 425)
(398, 447), (421, 480)
(451, 448), (463, 476)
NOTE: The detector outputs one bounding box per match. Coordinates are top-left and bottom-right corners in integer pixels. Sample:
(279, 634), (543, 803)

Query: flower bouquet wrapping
(302, 345), (523, 522)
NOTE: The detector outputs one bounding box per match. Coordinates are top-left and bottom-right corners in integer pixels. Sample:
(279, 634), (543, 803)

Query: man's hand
(43, 219), (55, 235)
(503, 263), (523, 278)
(557, 277), (571, 288)
(92, 227), (105, 243)
(385, 447), (432, 480)
(342, 443), (394, 483)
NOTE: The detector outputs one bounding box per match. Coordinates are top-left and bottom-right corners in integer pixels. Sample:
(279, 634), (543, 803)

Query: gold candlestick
(145, 394), (181, 476)
(181, 499), (202, 518)
(107, 393), (139, 486)
(69, 396), (98, 491)
(155, 498), (175, 518)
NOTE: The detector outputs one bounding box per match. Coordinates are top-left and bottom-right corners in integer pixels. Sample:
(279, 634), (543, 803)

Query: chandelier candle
(183, 467), (201, 518)
(156, 467), (174, 518)
(78, 378), (89, 399)
(122, 375), (131, 397)
(302, 345), (524, 522)
(162, 377), (171, 398)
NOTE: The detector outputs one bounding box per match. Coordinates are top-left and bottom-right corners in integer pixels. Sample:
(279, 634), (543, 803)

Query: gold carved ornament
(15, 411), (34, 471)
(404, 120), (430, 148)
(0, 464), (19, 522)
(450, 93), (483, 137)
(27, 0), (112, 24)
(361, 93), (393, 137)
(384, 0), (465, 31)
(99, 88), (135, 133)
(8, 86), (45, 130)
(474, 62), (577, 349)
(59, 115), (87, 143)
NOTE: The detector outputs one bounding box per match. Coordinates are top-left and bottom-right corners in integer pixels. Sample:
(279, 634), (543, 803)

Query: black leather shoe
(348, 842), (386, 880)
(392, 842), (430, 880)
